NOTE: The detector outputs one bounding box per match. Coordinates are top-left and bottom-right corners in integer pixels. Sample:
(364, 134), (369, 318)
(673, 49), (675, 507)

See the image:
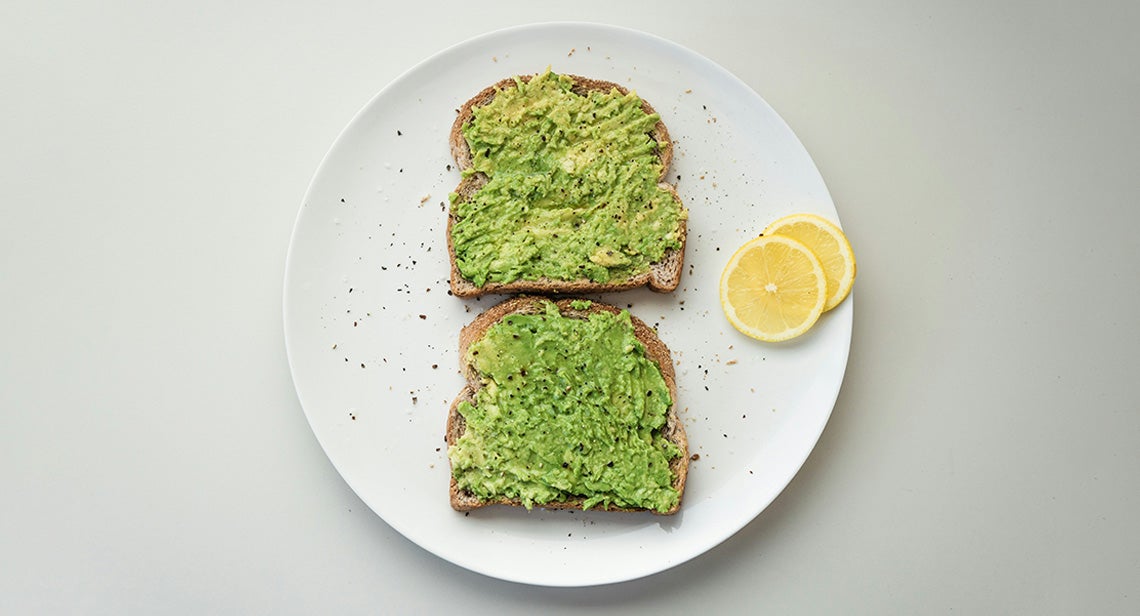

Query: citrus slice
(762, 213), (856, 311)
(719, 235), (827, 342)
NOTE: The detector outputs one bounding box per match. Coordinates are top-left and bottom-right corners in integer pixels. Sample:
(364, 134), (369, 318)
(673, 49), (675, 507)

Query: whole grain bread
(446, 296), (689, 514)
(447, 73), (687, 298)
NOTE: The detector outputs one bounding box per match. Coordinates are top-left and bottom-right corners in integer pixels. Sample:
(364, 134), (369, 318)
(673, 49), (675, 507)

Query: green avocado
(448, 300), (682, 513)
(451, 69), (687, 287)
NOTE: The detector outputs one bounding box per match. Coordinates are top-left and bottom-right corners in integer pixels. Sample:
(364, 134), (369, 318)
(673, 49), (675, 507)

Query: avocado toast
(447, 69), (688, 297)
(446, 296), (689, 514)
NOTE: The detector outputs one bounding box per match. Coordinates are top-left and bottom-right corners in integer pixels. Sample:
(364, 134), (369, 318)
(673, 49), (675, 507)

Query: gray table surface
(3, 1), (1137, 613)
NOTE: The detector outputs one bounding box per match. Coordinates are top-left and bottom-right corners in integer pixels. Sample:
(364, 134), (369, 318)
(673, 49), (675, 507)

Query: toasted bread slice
(446, 296), (688, 514)
(447, 72), (687, 297)
(449, 75), (675, 178)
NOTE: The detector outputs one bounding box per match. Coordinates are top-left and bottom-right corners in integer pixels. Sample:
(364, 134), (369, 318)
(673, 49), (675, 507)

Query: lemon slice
(762, 213), (856, 311)
(719, 235), (827, 342)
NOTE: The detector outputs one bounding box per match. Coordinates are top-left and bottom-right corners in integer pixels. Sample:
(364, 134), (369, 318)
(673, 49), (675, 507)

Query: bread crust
(446, 296), (688, 514)
(447, 73), (686, 297)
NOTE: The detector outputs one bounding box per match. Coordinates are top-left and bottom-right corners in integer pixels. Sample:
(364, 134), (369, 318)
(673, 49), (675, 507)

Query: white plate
(284, 22), (851, 587)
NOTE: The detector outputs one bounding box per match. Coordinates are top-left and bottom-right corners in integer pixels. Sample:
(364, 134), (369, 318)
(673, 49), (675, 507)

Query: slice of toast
(446, 296), (689, 514)
(447, 72), (687, 297)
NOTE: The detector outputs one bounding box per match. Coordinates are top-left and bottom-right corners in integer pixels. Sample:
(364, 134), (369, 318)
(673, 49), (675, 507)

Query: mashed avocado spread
(451, 69), (687, 286)
(448, 300), (682, 513)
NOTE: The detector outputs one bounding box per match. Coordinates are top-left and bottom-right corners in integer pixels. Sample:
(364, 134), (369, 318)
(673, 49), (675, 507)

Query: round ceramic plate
(284, 22), (851, 587)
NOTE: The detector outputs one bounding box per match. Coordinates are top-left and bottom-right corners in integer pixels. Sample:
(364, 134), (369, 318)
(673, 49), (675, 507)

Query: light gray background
(3, 1), (1137, 613)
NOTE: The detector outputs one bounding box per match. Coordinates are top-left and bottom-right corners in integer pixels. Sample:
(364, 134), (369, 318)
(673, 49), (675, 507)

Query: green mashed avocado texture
(451, 69), (687, 287)
(448, 300), (682, 513)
